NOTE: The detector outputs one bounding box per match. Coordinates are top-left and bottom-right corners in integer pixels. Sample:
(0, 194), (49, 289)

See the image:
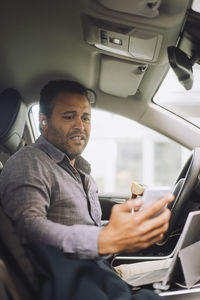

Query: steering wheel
(164, 147), (200, 240)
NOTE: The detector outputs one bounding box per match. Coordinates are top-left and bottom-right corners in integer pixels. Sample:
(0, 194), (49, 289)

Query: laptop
(126, 210), (200, 290)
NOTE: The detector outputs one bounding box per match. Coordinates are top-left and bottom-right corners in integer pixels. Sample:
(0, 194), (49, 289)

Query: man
(0, 80), (173, 298)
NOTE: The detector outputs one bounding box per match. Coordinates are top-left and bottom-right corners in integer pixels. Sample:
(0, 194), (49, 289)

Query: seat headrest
(0, 88), (27, 154)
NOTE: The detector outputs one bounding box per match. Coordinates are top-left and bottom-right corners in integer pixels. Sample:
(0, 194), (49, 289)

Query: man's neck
(70, 159), (75, 167)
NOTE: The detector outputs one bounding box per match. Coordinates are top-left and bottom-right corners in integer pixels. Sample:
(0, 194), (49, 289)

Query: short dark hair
(39, 80), (90, 118)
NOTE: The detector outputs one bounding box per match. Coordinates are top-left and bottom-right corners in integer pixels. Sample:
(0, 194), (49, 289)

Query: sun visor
(99, 56), (148, 97)
(98, 0), (162, 18)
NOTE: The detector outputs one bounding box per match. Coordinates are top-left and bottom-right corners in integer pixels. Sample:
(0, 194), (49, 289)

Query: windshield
(154, 65), (200, 127)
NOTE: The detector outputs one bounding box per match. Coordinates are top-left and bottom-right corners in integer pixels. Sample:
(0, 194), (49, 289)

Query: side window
(30, 105), (190, 194)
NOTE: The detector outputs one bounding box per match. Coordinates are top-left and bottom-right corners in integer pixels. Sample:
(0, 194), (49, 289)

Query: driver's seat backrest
(0, 88), (27, 154)
(0, 88), (38, 299)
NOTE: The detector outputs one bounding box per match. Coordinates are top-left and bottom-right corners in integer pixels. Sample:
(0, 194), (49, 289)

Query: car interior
(1, 0), (200, 299)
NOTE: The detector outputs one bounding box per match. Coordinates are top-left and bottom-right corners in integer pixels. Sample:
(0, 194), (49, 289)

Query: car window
(154, 65), (200, 127)
(30, 105), (190, 195)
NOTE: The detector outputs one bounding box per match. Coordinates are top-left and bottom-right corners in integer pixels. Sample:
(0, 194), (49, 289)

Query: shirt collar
(34, 135), (91, 174)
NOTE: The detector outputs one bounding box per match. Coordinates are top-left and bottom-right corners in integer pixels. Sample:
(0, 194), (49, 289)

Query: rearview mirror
(167, 46), (193, 90)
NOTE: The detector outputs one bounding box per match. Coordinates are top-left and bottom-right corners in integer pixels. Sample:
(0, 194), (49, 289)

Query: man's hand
(98, 195), (174, 255)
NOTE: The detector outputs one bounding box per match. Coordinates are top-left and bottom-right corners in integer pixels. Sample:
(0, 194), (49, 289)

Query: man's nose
(74, 116), (84, 130)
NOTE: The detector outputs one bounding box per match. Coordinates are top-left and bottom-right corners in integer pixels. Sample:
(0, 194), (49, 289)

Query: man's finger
(116, 199), (143, 213)
(139, 194), (174, 220)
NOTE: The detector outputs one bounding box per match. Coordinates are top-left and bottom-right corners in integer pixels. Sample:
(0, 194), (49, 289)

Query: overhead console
(82, 0), (191, 64)
(81, 0), (191, 97)
(82, 11), (162, 97)
(83, 15), (162, 62)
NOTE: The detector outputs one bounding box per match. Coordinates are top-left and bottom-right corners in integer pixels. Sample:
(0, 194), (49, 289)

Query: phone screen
(140, 186), (172, 217)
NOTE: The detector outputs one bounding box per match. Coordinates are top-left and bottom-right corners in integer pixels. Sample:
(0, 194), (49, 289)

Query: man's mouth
(70, 136), (85, 141)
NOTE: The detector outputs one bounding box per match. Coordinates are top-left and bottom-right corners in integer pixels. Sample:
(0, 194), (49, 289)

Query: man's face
(42, 92), (91, 161)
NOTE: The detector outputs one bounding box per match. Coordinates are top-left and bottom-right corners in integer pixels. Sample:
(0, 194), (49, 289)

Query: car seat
(0, 88), (38, 299)
(0, 88), (27, 154)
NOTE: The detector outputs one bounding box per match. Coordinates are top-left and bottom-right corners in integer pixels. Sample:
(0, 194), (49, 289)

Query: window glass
(30, 105), (190, 195)
(192, 0), (200, 12)
(154, 66), (200, 127)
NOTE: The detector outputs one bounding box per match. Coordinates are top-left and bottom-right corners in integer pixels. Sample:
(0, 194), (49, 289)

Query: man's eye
(82, 117), (91, 122)
(63, 115), (74, 120)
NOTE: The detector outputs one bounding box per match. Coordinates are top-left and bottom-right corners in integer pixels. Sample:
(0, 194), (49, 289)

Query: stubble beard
(45, 125), (89, 160)
(62, 137), (89, 160)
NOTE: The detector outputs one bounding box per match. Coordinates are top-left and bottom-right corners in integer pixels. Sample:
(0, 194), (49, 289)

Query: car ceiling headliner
(0, 0), (192, 108)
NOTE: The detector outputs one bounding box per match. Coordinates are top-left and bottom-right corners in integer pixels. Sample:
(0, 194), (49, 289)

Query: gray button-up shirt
(0, 136), (107, 259)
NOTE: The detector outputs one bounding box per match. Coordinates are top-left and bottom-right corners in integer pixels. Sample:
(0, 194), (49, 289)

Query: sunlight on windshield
(31, 105), (190, 195)
(154, 66), (200, 127)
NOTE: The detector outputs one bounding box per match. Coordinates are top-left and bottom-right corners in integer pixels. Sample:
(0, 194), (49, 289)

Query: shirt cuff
(62, 225), (103, 259)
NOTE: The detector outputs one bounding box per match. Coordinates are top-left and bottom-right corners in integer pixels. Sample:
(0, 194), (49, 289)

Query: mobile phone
(140, 186), (172, 216)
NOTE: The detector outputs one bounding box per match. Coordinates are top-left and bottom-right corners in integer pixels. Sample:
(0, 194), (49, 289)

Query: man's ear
(39, 114), (48, 134)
